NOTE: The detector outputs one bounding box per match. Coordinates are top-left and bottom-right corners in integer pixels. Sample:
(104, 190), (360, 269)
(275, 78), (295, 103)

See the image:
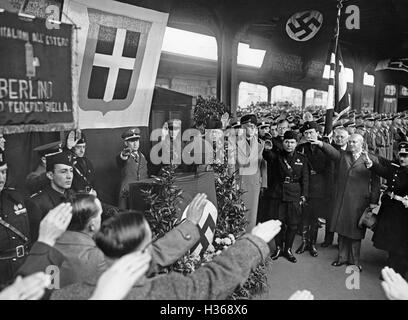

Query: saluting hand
(186, 193), (208, 225)
(308, 138), (323, 148)
(37, 203), (72, 247)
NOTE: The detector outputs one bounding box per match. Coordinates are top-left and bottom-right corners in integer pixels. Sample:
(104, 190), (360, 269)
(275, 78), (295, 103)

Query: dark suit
(0, 188), (31, 286)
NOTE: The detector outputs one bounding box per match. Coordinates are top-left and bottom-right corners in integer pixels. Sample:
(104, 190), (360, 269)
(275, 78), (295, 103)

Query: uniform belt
(283, 178), (300, 183)
(385, 191), (407, 202)
(0, 244), (29, 260)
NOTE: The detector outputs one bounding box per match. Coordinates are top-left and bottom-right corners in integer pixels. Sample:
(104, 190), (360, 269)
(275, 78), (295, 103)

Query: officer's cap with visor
(34, 141), (62, 158)
(398, 142), (408, 156)
(257, 118), (270, 129)
(122, 128), (141, 142)
(46, 150), (75, 172)
(240, 114), (257, 126)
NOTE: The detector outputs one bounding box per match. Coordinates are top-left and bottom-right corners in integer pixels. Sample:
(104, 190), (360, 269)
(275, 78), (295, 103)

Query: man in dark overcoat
(311, 134), (380, 271)
(296, 121), (331, 257)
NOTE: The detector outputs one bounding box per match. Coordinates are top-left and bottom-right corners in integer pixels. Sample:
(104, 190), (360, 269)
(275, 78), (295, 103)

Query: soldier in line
(263, 130), (309, 263)
(0, 149), (31, 286)
(365, 116), (377, 154)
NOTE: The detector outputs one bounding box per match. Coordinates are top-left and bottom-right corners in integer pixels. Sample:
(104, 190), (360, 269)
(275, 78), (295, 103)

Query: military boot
(309, 224), (319, 257)
(295, 225), (309, 254)
(271, 231), (283, 260)
(283, 228), (297, 263)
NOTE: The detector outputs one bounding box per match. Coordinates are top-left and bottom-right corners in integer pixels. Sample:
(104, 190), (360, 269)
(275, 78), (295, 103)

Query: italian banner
(0, 10), (74, 133)
(62, 0), (169, 129)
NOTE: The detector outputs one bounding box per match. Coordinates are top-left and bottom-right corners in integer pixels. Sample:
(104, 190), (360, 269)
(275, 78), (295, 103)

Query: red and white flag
(63, 0), (168, 129)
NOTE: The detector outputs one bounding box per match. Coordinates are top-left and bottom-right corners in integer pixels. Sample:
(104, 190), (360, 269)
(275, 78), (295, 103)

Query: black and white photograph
(0, 0), (408, 303)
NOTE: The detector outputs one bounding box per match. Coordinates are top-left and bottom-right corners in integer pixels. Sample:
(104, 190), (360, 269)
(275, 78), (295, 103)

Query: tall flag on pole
(324, 0), (347, 136)
(336, 45), (350, 113)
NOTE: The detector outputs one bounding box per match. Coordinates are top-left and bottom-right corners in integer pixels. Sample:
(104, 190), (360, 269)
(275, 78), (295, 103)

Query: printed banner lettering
(0, 11), (74, 133)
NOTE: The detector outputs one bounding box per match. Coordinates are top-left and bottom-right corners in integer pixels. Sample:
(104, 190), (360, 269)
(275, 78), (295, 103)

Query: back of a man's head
(95, 211), (147, 259)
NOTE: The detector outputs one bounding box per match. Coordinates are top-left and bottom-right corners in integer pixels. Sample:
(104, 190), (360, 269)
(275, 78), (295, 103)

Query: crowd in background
(1, 106), (408, 300)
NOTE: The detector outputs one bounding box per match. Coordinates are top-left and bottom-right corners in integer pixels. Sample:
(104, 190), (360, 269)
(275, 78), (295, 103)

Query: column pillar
(352, 65), (365, 112)
(302, 89), (307, 110)
(267, 86), (272, 104)
(216, 29), (238, 117)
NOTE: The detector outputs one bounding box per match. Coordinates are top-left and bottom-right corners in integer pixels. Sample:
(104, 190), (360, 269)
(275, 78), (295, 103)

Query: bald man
(311, 134), (380, 272)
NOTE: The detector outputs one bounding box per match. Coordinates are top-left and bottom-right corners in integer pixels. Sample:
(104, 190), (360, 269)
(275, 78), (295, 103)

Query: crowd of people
(1, 106), (408, 300)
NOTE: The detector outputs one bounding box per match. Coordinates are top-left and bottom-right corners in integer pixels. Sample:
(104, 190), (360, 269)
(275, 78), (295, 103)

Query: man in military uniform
(26, 150), (75, 242)
(0, 150), (31, 286)
(25, 141), (62, 195)
(296, 122), (331, 257)
(391, 115), (407, 160)
(66, 133), (96, 193)
(263, 130), (309, 263)
(374, 116), (388, 158)
(365, 116), (377, 154)
(117, 127), (149, 209)
(343, 120), (356, 136)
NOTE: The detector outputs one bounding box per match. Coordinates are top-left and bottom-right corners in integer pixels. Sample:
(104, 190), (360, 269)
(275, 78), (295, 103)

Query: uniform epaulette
(4, 187), (16, 191)
(30, 190), (42, 198)
(391, 163), (400, 168)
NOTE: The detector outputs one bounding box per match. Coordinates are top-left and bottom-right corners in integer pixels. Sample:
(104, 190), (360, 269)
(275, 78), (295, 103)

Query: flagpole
(323, 0), (344, 137)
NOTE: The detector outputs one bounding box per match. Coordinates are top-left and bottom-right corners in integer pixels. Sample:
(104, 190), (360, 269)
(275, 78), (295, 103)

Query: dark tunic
(263, 149), (309, 225)
(25, 186), (71, 241)
(369, 157), (408, 255)
(297, 142), (331, 220)
(71, 157), (95, 192)
(0, 188), (30, 285)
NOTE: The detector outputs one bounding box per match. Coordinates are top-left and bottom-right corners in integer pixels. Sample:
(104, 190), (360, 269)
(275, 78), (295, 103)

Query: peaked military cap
(229, 119), (241, 129)
(240, 114), (257, 125)
(122, 127), (141, 141)
(398, 142), (408, 154)
(33, 141), (62, 158)
(257, 118), (270, 128)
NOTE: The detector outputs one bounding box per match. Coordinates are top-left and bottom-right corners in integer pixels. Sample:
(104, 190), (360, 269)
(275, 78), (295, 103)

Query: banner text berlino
(0, 11), (73, 132)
